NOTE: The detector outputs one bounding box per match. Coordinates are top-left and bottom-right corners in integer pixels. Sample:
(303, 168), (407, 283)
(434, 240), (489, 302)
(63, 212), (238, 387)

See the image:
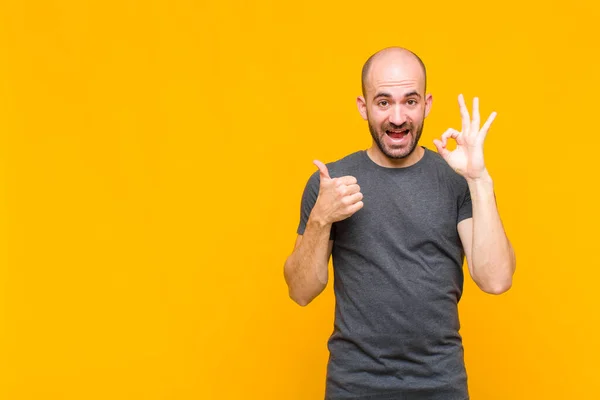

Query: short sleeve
(296, 171), (335, 240)
(457, 181), (473, 223)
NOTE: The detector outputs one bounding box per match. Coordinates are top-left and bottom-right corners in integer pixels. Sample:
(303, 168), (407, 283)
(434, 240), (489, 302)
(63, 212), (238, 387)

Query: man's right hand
(311, 160), (364, 225)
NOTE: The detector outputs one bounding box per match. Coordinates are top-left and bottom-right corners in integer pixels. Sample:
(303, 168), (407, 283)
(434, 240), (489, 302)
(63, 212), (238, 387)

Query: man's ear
(424, 93), (433, 117)
(357, 96), (368, 120)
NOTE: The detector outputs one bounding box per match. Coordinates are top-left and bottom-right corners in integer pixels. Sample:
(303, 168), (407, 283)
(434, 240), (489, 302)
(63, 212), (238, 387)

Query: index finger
(336, 175), (358, 186)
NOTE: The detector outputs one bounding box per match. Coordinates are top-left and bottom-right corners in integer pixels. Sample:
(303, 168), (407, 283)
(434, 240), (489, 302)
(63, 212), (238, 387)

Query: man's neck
(366, 145), (424, 168)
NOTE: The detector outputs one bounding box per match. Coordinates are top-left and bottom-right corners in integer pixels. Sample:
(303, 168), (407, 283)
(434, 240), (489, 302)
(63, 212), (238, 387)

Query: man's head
(357, 47), (433, 162)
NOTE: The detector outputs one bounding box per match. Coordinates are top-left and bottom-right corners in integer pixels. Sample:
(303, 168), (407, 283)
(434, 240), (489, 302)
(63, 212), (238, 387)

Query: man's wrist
(466, 168), (494, 185)
(466, 169), (495, 200)
(308, 210), (332, 230)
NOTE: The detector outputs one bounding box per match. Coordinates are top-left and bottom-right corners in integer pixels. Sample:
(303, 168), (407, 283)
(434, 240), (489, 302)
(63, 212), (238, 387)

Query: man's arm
(284, 228), (334, 306)
(458, 172), (516, 294)
(434, 94), (516, 294)
(284, 160), (363, 306)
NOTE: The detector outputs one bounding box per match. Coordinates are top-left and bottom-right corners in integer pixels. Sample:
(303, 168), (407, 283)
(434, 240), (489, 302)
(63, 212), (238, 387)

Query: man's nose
(389, 105), (407, 126)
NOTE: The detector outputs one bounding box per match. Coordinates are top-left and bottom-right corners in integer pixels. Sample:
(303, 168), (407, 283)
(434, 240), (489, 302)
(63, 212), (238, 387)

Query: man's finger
(458, 94), (470, 134)
(336, 175), (358, 186)
(433, 138), (450, 159)
(347, 200), (364, 215)
(441, 128), (460, 147)
(313, 160), (331, 180)
(344, 184), (361, 195)
(344, 192), (364, 205)
(479, 112), (497, 141)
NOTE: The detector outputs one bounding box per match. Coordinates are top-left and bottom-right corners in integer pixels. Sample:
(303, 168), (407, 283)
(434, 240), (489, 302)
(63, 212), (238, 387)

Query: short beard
(368, 118), (425, 160)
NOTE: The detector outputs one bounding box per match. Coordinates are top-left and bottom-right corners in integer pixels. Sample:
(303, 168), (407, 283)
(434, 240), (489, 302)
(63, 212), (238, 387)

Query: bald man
(283, 47), (516, 400)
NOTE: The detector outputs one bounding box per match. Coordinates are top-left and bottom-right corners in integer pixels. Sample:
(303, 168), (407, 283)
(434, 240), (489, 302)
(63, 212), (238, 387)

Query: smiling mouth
(386, 129), (410, 139)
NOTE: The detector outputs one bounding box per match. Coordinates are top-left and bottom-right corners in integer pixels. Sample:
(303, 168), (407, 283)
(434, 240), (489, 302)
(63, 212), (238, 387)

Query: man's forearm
(284, 215), (332, 306)
(467, 170), (516, 294)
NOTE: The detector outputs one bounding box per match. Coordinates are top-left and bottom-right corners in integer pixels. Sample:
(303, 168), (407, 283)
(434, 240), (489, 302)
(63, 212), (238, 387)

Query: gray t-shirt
(297, 147), (473, 400)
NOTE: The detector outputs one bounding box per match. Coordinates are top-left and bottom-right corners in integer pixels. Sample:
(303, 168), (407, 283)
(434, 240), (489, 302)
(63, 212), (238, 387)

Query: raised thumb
(313, 160), (331, 180)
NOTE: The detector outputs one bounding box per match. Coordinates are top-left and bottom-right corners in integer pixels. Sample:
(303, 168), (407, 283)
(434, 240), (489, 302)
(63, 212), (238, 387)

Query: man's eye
(379, 101), (389, 107)
(407, 99), (417, 105)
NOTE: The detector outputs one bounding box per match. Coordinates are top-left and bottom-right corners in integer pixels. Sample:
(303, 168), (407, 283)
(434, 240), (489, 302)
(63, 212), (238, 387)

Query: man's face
(359, 57), (432, 160)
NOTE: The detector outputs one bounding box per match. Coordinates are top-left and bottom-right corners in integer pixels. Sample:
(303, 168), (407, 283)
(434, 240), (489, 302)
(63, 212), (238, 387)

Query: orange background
(1, 0), (599, 399)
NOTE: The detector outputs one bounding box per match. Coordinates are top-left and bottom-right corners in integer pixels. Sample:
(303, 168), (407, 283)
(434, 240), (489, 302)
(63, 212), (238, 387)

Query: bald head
(361, 47), (427, 98)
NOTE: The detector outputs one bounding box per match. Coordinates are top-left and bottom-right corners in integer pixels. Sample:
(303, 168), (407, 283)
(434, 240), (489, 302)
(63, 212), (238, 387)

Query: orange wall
(1, 0), (599, 399)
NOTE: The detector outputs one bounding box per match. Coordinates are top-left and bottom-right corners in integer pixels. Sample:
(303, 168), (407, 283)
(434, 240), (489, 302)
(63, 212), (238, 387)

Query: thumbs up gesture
(311, 160), (364, 225)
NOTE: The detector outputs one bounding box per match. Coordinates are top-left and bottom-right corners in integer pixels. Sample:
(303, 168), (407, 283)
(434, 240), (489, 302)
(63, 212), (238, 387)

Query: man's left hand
(433, 94), (497, 181)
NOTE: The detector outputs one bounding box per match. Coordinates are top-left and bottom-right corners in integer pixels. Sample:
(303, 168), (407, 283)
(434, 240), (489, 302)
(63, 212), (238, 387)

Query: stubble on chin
(368, 123), (421, 160)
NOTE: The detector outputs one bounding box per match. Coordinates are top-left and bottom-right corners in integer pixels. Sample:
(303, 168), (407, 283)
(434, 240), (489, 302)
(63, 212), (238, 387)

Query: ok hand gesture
(433, 94), (497, 180)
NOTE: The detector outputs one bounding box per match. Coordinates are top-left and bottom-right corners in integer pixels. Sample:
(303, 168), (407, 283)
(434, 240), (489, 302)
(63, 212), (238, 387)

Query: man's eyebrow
(373, 91), (422, 100)
(404, 91), (422, 99)
(373, 92), (392, 100)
